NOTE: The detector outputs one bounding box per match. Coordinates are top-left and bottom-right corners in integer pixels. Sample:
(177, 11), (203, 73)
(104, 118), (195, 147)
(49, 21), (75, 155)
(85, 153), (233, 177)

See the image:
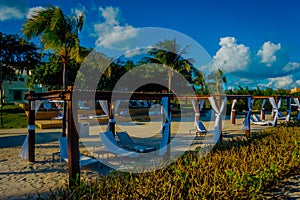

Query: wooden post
(28, 91), (35, 162)
(108, 100), (116, 136)
(62, 101), (67, 137)
(167, 96), (171, 145)
(245, 98), (251, 138)
(215, 96), (223, 143)
(166, 96), (171, 160)
(261, 108), (265, 121)
(195, 100), (200, 122)
(231, 100), (236, 125)
(286, 97), (291, 122)
(273, 97), (279, 118)
(67, 86), (80, 187)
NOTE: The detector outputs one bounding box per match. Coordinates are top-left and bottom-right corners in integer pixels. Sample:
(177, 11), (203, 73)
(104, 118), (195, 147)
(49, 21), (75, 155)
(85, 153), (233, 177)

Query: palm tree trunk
(168, 69), (172, 92)
(62, 62), (67, 137)
(0, 81), (3, 128)
(0, 66), (3, 127)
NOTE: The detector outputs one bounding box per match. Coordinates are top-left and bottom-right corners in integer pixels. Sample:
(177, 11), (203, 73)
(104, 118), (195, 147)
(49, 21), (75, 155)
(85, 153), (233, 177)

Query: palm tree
(192, 69), (208, 94)
(207, 68), (227, 94)
(22, 6), (84, 137)
(144, 38), (195, 92)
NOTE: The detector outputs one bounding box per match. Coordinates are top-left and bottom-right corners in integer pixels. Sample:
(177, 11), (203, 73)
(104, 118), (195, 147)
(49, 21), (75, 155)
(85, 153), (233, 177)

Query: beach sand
(0, 115), (290, 199)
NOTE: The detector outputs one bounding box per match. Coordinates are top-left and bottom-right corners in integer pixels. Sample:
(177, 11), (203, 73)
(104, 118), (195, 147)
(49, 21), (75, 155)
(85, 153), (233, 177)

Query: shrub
(47, 126), (300, 199)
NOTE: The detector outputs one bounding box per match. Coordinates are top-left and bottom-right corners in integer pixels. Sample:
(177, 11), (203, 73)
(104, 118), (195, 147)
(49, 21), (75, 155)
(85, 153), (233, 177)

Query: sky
(1, 0), (300, 90)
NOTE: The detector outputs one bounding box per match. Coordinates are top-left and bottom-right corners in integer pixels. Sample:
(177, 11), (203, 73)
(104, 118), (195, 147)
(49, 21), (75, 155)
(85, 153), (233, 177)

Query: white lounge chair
(141, 100), (149, 108)
(250, 115), (271, 126)
(43, 102), (53, 110)
(116, 131), (156, 153)
(78, 100), (91, 110)
(51, 111), (63, 122)
(118, 109), (128, 117)
(99, 131), (139, 158)
(190, 120), (213, 137)
(129, 101), (138, 108)
(278, 111), (287, 120)
(54, 137), (98, 166)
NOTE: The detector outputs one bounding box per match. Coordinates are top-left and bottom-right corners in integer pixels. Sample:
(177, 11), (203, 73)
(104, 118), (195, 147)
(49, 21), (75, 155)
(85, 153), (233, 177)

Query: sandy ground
(0, 114), (291, 199)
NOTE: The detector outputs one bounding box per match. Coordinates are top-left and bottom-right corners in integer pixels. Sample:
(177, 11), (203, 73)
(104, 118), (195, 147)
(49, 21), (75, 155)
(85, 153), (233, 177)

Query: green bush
(48, 125), (300, 199)
(0, 104), (28, 129)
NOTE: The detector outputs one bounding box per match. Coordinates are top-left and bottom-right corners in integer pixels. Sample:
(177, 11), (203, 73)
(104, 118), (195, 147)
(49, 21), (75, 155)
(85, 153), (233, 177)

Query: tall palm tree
(144, 38), (195, 92)
(22, 6), (84, 137)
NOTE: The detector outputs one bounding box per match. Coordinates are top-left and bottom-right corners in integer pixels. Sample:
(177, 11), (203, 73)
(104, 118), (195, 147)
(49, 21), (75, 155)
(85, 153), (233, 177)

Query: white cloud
(100, 7), (119, 26)
(266, 75), (294, 88)
(0, 0), (28, 21)
(283, 62), (300, 72)
(212, 37), (250, 73)
(124, 47), (142, 58)
(210, 37), (300, 89)
(71, 8), (84, 18)
(0, 5), (24, 21)
(26, 6), (45, 19)
(93, 6), (139, 50)
(257, 41), (281, 66)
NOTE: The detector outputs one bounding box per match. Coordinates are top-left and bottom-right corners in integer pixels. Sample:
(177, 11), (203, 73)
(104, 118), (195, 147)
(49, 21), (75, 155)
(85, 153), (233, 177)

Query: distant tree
(28, 47), (90, 90)
(143, 38), (195, 92)
(192, 70), (209, 95)
(206, 68), (227, 94)
(0, 32), (40, 99)
(277, 88), (290, 96)
(252, 86), (264, 96)
(0, 32), (40, 126)
(264, 87), (275, 96)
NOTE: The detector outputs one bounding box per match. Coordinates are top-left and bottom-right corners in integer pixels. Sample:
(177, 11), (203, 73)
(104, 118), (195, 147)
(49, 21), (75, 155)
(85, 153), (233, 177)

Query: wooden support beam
(231, 100), (236, 125)
(214, 96), (223, 142)
(67, 87), (80, 187)
(108, 100), (116, 136)
(261, 108), (265, 121)
(195, 100), (200, 122)
(28, 91), (35, 162)
(244, 98), (251, 138)
(167, 97), (171, 145)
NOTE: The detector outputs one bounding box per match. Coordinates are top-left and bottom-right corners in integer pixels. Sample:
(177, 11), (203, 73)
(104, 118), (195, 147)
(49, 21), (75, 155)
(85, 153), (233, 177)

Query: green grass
(0, 104), (28, 129)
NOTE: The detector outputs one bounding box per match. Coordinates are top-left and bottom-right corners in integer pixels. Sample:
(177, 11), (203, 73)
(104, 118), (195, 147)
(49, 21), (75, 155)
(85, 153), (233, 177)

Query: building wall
(291, 87), (300, 93)
(2, 74), (47, 103)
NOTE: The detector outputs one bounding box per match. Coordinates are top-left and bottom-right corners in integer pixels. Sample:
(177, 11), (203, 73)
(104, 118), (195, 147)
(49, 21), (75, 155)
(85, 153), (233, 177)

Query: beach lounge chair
(141, 100), (149, 108)
(278, 111), (287, 120)
(118, 109), (128, 117)
(54, 137), (98, 166)
(99, 131), (139, 158)
(78, 100), (91, 110)
(190, 120), (212, 137)
(129, 101), (138, 108)
(43, 102), (53, 110)
(51, 111), (63, 122)
(116, 131), (156, 153)
(250, 115), (271, 126)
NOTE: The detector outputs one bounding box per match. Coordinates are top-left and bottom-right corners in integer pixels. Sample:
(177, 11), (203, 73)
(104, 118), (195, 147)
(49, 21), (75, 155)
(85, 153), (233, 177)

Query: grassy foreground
(0, 104), (28, 129)
(46, 123), (300, 199)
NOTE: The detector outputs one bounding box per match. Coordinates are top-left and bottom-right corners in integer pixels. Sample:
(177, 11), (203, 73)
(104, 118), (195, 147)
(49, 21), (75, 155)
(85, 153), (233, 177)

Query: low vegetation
(0, 104), (28, 129)
(45, 122), (300, 199)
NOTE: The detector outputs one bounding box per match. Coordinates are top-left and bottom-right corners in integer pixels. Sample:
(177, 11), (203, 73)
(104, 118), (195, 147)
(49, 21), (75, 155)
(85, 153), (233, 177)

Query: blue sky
(1, 0), (300, 90)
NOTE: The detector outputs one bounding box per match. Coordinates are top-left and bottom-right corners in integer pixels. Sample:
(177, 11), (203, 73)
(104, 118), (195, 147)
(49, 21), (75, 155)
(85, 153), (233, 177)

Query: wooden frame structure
(24, 89), (299, 186)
